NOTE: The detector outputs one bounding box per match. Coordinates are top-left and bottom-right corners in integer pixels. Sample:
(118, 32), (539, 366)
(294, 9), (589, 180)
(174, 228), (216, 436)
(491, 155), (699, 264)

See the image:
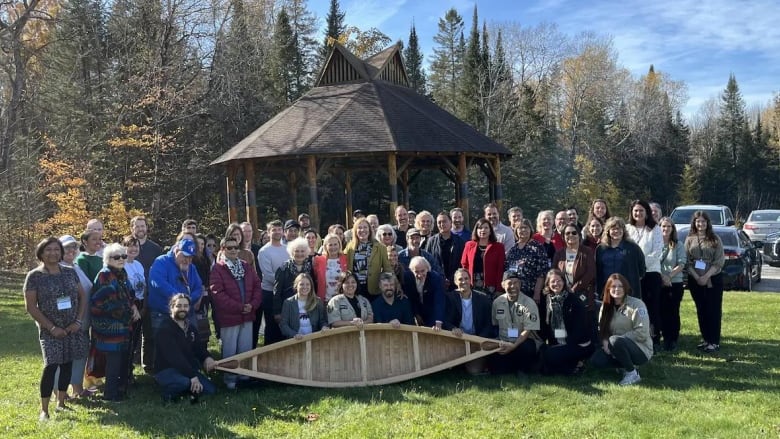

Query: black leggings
(40, 362), (72, 398)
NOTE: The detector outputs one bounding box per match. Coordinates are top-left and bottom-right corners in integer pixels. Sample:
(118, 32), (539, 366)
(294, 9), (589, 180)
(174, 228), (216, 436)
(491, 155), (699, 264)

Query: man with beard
(131, 216), (162, 277)
(490, 271), (542, 376)
(450, 207), (471, 242)
(154, 294), (216, 403)
(147, 239), (203, 371)
(484, 203), (515, 253)
(423, 212), (465, 289)
(372, 272), (414, 326)
(257, 220), (289, 346)
(403, 257), (445, 330)
(131, 215), (163, 373)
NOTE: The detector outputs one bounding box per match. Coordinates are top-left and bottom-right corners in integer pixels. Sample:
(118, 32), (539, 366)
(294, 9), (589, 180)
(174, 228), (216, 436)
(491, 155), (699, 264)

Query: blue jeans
(154, 367), (216, 399)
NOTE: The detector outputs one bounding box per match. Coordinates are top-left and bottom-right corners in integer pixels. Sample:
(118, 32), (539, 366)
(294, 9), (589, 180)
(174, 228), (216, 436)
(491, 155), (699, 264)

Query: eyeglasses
(224, 246), (239, 250)
(110, 254), (128, 260)
(564, 231), (579, 236)
(381, 232), (393, 236)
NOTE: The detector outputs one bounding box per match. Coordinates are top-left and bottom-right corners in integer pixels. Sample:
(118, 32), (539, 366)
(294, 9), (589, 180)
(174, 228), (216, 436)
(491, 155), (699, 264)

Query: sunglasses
(110, 254), (129, 260)
(381, 232), (393, 236)
(224, 246), (239, 250)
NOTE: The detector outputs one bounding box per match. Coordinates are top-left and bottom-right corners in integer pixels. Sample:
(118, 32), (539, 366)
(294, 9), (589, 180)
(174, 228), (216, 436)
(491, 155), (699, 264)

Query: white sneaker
(619, 369), (641, 386)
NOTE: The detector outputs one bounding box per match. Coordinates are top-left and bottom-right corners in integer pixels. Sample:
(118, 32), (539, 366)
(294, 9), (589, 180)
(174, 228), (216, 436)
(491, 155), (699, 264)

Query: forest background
(1, 0), (779, 269)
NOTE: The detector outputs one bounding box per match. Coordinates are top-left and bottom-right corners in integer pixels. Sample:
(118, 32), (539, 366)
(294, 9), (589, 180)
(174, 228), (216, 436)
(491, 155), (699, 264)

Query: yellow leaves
(101, 193), (147, 243)
(107, 124), (179, 151)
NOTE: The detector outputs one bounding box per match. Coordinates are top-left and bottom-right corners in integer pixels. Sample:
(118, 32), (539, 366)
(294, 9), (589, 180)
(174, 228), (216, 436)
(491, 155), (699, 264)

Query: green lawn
(1, 270), (779, 438)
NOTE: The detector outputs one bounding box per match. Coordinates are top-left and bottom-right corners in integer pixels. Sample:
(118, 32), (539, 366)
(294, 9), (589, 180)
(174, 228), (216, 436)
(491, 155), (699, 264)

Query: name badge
(554, 328), (567, 339)
(507, 327), (519, 338)
(694, 260), (707, 270)
(57, 296), (72, 311)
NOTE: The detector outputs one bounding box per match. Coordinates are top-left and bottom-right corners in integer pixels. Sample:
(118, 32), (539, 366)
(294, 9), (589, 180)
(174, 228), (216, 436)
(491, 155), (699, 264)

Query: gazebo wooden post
(388, 153), (398, 220)
(288, 170), (298, 220)
(226, 163), (238, 224)
(402, 170), (410, 207)
(244, 160), (258, 240)
(493, 156), (503, 212)
(345, 171), (353, 228)
(458, 153), (470, 228)
(307, 156), (319, 231)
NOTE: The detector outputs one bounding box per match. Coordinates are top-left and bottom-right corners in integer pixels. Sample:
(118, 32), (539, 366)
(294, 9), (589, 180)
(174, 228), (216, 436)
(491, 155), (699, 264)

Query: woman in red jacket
(460, 218), (505, 296)
(209, 236), (263, 390)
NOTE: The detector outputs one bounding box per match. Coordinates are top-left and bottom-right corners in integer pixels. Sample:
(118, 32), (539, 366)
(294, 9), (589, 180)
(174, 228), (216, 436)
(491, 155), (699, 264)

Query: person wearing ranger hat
(489, 271), (542, 376)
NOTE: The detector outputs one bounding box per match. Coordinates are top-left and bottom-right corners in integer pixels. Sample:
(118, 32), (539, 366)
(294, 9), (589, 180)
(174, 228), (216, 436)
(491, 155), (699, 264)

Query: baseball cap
(502, 271), (520, 281)
(59, 235), (78, 247)
(178, 239), (196, 257)
(406, 228), (421, 237)
(284, 219), (300, 230)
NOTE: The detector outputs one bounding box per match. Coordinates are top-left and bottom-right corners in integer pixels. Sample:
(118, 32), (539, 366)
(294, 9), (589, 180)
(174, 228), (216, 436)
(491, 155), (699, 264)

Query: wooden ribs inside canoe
(215, 324), (501, 387)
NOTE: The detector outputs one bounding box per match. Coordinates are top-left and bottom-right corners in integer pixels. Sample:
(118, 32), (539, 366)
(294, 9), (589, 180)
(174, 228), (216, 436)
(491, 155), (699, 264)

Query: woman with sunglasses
(210, 236), (263, 389)
(552, 224), (596, 317)
(91, 243), (141, 401)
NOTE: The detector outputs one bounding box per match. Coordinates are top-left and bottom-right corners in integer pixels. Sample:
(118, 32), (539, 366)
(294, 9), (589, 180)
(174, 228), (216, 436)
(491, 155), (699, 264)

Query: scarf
(224, 257), (245, 281)
(547, 291), (569, 339)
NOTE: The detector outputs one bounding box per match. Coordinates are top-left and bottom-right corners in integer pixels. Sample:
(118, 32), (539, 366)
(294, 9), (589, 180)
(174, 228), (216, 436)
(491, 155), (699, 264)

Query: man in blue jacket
(403, 256), (445, 330)
(145, 238), (203, 371)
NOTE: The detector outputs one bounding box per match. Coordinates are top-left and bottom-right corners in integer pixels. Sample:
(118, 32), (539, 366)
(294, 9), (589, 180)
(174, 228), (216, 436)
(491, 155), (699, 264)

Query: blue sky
(307, 0), (779, 119)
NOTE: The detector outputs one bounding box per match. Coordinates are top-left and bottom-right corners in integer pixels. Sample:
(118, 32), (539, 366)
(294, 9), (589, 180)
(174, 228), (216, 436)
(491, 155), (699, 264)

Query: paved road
(755, 264), (780, 293)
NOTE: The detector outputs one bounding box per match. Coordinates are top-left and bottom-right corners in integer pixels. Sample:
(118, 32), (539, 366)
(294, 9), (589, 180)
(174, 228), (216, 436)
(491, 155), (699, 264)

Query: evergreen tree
(429, 8), (464, 113)
(715, 74), (750, 211)
(272, 8), (298, 108)
(322, 0), (346, 57)
(403, 23), (427, 95)
(283, 0), (318, 97)
(459, 6), (482, 129)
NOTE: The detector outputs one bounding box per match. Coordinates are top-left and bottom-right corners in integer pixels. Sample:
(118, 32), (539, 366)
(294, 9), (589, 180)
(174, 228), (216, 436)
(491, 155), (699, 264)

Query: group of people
(25, 199), (726, 420)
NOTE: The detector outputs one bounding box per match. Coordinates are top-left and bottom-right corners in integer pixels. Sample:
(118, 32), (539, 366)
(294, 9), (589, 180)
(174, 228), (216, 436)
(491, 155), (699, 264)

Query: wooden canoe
(215, 324), (500, 387)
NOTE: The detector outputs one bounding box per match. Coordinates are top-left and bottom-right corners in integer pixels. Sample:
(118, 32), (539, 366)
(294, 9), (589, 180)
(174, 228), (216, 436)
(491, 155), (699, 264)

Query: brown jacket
(552, 245), (596, 310)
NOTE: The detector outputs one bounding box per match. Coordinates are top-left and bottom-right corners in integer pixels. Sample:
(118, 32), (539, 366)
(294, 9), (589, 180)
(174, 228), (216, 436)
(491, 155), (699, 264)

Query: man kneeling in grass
(154, 294), (217, 403)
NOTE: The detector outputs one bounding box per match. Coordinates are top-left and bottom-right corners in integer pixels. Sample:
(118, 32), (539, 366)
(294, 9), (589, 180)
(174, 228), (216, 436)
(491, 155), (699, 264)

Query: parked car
(742, 209), (780, 243)
(762, 231), (780, 267)
(670, 204), (735, 227)
(678, 226), (762, 291)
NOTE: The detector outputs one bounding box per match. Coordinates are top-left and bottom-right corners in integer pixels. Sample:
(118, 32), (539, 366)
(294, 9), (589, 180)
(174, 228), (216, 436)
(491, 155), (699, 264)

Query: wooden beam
(244, 161), (258, 241)
(316, 158), (333, 179)
(388, 153), (398, 220)
(226, 163), (238, 224)
(458, 153), (470, 228)
(345, 171), (353, 228)
(402, 170), (410, 207)
(307, 156), (319, 231)
(397, 157), (415, 176)
(288, 170), (298, 219)
(493, 156), (503, 213)
(439, 157), (458, 174)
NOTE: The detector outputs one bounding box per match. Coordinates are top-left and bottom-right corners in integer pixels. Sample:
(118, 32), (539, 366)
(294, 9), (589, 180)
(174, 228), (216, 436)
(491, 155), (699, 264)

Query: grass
(1, 269), (779, 438)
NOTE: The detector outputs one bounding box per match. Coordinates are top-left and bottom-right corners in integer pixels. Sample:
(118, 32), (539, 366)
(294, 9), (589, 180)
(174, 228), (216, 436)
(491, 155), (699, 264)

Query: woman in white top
(279, 273), (328, 339)
(58, 235), (94, 399)
(625, 199), (663, 351)
(122, 236), (146, 381)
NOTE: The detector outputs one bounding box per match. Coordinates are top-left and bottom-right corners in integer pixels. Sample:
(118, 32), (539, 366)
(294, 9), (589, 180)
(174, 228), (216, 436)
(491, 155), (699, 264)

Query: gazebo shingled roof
(211, 42), (512, 232)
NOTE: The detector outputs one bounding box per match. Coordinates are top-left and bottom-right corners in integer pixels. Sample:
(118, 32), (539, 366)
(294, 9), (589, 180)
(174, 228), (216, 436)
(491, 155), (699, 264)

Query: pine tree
(458, 6), (482, 129)
(272, 8), (298, 108)
(403, 23), (427, 95)
(429, 8), (464, 113)
(283, 0), (318, 97)
(322, 0), (346, 57)
(715, 74), (750, 211)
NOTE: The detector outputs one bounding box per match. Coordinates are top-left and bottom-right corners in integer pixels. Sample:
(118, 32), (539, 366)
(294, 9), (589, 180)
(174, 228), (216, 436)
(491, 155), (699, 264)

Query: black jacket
(543, 292), (591, 346)
(442, 290), (497, 339)
(154, 316), (210, 378)
(423, 233), (465, 285)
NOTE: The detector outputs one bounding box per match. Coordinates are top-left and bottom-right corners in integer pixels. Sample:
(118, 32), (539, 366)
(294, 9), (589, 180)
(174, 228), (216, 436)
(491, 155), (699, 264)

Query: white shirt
(626, 224), (663, 273)
(492, 222), (515, 254)
(124, 260), (146, 300)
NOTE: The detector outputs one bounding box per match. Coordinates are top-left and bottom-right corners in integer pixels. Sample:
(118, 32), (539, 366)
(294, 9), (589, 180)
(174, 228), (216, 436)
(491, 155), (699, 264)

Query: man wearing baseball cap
(282, 220), (300, 245)
(490, 271), (542, 376)
(145, 238), (204, 372)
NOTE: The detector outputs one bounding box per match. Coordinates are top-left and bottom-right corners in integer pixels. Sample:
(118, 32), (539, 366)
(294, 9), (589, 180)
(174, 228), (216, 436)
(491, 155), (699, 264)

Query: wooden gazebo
(211, 43), (512, 232)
